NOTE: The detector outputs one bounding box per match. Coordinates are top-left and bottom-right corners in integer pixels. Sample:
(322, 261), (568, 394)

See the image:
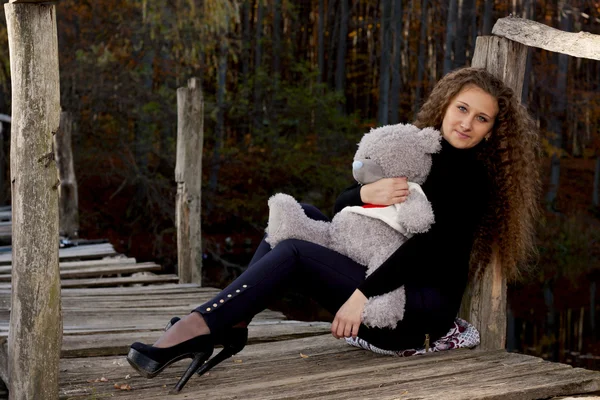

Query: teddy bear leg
(361, 286), (406, 329)
(265, 193), (332, 248)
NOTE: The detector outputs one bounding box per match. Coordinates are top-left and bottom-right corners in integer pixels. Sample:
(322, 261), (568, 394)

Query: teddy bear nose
(352, 161), (363, 170)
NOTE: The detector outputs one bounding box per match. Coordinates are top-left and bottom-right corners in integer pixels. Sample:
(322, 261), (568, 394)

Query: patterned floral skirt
(345, 318), (480, 357)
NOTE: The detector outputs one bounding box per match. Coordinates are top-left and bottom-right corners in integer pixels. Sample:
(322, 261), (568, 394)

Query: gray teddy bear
(265, 123), (442, 329)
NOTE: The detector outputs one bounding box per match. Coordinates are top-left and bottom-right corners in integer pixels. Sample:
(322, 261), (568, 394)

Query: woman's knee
(299, 203), (329, 222)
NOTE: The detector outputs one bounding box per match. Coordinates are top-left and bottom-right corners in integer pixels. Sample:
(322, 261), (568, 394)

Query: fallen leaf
(125, 374), (130, 379)
(233, 359), (243, 363)
(114, 383), (132, 391)
(300, 353), (309, 358)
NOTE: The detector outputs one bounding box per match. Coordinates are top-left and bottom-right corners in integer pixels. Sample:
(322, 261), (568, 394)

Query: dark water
(507, 278), (599, 371)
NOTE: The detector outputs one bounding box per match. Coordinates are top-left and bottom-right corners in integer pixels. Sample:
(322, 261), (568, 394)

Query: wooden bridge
(0, 241), (599, 399)
(1, 3), (600, 399)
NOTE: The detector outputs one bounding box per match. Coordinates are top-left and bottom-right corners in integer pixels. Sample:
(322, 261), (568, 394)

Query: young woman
(127, 67), (541, 392)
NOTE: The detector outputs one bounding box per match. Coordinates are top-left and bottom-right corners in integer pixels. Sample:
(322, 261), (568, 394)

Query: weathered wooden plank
(0, 310), (288, 339)
(0, 257), (137, 275)
(0, 274), (178, 290)
(54, 335), (600, 400)
(54, 337), (480, 398)
(5, 1), (62, 397)
(176, 77), (203, 285)
(9, 0), (55, 3)
(57, 320), (331, 358)
(0, 262), (161, 281)
(459, 36), (528, 351)
(0, 243), (117, 265)
(60, 274), (180, 288)
(57, 283), (204, 296)
(0, 225), (10, 239)
(492, 16), (600, 61)
(0, 285), (218, 311)
(0, 341), (7, 391)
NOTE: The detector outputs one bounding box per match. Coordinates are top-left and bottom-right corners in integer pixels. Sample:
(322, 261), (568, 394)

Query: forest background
(0, 0), (599, 368)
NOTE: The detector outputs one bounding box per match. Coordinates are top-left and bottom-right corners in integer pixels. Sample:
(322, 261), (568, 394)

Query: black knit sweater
(334, 138), (489, 345)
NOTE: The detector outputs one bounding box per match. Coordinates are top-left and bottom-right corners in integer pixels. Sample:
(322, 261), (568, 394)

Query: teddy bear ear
(416, 127), (442, 154)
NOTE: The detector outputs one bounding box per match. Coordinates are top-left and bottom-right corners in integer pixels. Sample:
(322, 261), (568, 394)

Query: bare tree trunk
(271, 0), (281, 133)
(5, 3), (62, 398)
(377, 0), (392, 125)
(317, 0), (325, 83)
(241, 0), (250, 83)
(253, 0), (264, 133)
(272, 0), (281, 78)
(389, 0), (403, 124)
(591, 281), (597, 342)
(209, 40), (228, 197)
(545, 5), (570, 210)
(482, 0), (493, 35)
(444, 0), (458, 75)
(454, 0), (471, 68)
(413, 0), (428, 117)
(521, 0), (534, 106)
(327, 0), (339, 88)
(593, 156), (600, 207)
(336, 0), (349, 112)
(176, 78), (203, 285)
(55, 111), (79, 239)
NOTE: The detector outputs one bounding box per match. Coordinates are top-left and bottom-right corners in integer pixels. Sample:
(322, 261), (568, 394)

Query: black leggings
(196, 204), (429, 351)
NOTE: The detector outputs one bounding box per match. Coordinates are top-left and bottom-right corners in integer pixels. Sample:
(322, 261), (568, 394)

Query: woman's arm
(333, 178), (410, 215)
(359, 206), (485, 298)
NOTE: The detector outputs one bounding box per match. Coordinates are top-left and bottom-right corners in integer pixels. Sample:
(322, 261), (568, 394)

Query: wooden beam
(175, 78), (203, 285)
(5, 2), (62, 397)
(459, 36), (528, 351)
(492, 16), (600, 61)
(470, 35), (528, 102)
(55, 111), (79, 238)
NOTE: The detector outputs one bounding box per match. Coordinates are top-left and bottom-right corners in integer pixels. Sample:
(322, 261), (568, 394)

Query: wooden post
(176, 78), (203, 285)
(55, 111), (79, 238)
(459, 35), (527, 350)
(5, 2), (62, 399)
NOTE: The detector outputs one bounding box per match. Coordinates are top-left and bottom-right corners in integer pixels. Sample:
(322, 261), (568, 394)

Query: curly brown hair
(413, 67), (541, 280)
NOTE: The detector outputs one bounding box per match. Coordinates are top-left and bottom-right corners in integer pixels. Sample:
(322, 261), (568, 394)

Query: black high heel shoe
(165, 317), (248, 376)
(127, 334), (214, 393)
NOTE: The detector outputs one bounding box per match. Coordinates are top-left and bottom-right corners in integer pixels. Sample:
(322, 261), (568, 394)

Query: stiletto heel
(164, 316), (249, 376)
(170, 352), (208, 394)
(127, 335), (214, 382)
(196, 328), (248, 376)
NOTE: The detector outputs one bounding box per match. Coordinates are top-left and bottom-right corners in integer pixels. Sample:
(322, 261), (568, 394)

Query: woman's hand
(360, 177), (409, 205)
(331, 289), (367, 339)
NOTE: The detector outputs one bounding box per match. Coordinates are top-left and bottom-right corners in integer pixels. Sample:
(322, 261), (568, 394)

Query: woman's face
(441, 84), (498, 149)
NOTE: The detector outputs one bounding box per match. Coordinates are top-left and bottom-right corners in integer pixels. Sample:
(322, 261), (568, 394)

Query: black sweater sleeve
(357, 147), (488, 298)
(333, 183), (363, 215)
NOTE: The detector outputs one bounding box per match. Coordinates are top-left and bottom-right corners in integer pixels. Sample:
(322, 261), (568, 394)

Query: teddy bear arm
(396, 191), (435, 234)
